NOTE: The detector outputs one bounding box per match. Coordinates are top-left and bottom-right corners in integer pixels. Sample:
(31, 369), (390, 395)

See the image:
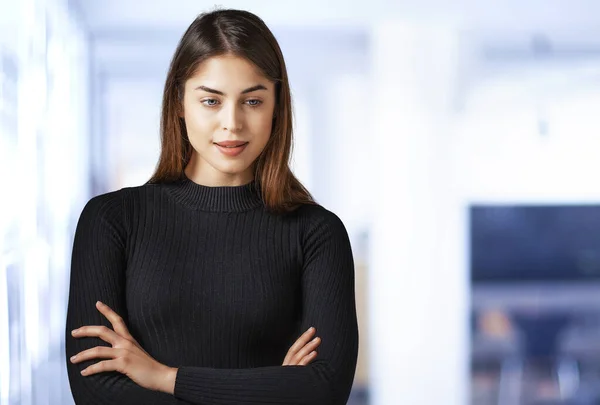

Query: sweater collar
(164, 173), (264, 212)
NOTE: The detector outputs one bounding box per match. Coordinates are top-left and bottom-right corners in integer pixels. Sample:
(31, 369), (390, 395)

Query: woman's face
(181, 54), (276, 186)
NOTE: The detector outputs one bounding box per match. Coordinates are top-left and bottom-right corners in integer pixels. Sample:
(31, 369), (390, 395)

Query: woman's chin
(214, 162), (253, 179)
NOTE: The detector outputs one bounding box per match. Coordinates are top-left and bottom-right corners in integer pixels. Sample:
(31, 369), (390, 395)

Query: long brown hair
(147, 9), (316, 214)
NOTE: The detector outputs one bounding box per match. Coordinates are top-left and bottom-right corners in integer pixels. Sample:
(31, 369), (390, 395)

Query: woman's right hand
(282, 327), (321, 366)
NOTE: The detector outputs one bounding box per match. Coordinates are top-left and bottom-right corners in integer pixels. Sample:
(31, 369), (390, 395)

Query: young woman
(65, 8), (359, 405)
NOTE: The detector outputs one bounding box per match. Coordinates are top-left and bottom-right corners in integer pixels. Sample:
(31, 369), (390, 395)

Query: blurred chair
(556, 315), (600, 403)
(471, 309), (525, 405)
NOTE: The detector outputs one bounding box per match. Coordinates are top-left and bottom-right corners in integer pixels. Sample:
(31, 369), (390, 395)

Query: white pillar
(368, 21), (468, 405)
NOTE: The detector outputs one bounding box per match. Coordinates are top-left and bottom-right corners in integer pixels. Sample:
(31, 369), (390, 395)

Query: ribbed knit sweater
(64, 174), (359, 405)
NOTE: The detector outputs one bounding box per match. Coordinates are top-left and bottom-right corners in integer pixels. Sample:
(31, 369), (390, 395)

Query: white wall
(368, 21), (468, 405)
(104, 78), (163, 188)
(456, 61), (600, 203)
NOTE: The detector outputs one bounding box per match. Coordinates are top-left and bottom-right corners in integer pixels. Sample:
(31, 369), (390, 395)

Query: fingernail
(81, 368), (88, 375)
(70, 355), (77, 361)
(96, 301), (103, 306)
(71, 329), (78, 335)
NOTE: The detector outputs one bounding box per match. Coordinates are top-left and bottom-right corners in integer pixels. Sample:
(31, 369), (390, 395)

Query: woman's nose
(222, 104), (243, 132)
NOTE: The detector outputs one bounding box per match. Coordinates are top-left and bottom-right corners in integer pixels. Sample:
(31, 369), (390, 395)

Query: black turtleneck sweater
(65, 175), (359, 405)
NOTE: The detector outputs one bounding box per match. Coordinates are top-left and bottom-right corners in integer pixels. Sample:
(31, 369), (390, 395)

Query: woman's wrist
(157, 366), (178, 395)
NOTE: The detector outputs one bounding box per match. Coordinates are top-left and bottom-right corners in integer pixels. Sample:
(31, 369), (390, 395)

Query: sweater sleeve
(65, 191), (190, 405)
(173, 207), (360, 405)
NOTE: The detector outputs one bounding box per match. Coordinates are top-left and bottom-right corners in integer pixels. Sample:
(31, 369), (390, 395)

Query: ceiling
(71, 0), (600, 80)
(73, 0), (600, 34)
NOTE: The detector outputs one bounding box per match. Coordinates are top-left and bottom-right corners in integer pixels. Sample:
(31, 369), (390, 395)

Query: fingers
(72, 302), (149, 358)
(298, 351), (317, 366)
(283, 327), (316, 365)
(294, 336), (321, 362)
(79, 358), (127, 376)
(72, 325), (120, 346)
(70, 346), (126, 364)
(70, 346), (129, 377)
(95, 301), (136, 342)
(282, 327), (322, 366)
(95, 301), (149, 355)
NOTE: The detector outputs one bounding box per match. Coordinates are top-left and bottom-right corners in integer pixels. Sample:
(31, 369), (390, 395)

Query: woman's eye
(201, 99), (219, 107)
(246, 99), (262, 107)
(201, 99), (261, 107)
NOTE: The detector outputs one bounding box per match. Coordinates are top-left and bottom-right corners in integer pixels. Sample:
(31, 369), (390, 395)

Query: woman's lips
(214, 142), (249, 157)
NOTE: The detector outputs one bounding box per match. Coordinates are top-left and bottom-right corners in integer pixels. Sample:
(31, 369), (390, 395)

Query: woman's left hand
(70, 301), (177, 394)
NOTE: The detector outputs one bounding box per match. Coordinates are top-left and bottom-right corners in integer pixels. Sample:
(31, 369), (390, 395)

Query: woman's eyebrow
(194, 84), (268, 95)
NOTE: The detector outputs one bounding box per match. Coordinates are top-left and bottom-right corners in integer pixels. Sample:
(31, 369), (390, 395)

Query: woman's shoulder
(76, 188), (133, 233)
(81, 188), (126, 216)
(78, 183), (158, 236)
(82, 182), (160, 213)
(294, 202), (336, 221)
(293, 204), (354, 266)
(292, 203), (349, 239)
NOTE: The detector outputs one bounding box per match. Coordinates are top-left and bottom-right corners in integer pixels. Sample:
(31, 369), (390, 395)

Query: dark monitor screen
(470, 205), (600, 282)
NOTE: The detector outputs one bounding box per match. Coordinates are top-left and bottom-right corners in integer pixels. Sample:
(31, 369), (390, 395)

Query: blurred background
(2, 0), (600, 404)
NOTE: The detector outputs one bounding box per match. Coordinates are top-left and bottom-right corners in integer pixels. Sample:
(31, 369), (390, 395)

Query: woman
(65, 8), (359, 405)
